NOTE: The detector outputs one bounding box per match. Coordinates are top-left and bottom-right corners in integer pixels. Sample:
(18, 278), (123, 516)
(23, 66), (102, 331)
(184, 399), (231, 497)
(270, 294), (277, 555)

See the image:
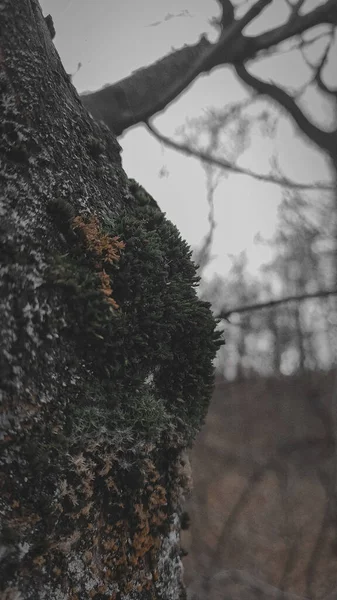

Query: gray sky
(40, 0), (334, 280)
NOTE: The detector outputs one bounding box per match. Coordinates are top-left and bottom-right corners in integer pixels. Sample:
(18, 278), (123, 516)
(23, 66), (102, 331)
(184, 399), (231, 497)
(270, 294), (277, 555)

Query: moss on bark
(0, 1), (223, 598)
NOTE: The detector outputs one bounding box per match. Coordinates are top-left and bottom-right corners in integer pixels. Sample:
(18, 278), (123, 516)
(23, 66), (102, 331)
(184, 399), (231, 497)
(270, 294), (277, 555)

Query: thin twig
(216, 289), (337, 321)
(145, 121), (334, 190)
(235, 64), (333, 152)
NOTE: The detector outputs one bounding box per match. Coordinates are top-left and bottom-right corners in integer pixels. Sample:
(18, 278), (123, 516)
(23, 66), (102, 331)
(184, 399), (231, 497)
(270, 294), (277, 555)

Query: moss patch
(47, 180), (223, 446)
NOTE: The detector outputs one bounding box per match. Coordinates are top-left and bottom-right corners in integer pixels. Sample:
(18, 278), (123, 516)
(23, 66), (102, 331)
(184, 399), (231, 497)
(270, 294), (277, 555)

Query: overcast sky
(39, 0), (334, 280)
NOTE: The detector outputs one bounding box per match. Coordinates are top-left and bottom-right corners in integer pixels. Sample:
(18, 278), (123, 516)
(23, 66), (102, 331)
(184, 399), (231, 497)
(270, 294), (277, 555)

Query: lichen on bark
(0, 1), (223, 598)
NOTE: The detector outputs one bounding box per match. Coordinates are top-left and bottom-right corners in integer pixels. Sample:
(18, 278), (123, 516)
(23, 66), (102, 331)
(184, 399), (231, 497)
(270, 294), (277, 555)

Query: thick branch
(146, 121), (334, 190)
(217, 0), (235, 30)
(216, 289), (337, 321)
(81, 0), (337, 136)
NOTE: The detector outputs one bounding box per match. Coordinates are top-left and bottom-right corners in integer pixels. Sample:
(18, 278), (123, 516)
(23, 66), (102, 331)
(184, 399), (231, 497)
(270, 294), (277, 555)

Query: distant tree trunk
(331, 156), (337, 289)
(294, 305), (305, 373)
(267, 311), (282, 374)
(0, 2), (222, 598)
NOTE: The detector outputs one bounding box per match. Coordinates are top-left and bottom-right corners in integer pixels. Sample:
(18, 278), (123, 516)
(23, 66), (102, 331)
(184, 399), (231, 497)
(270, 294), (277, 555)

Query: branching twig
(133, 0), (272, 122)
(255, 29), (331, 63)
(284, 0), (306, 21)
(81, 0), (273, 135)
(234, 64), (333, 152)
(216, 289), (337, 321)
(81, 1), (337, 136)
(194, 160), (218, 276)
(145, 120), (334, 190)
(301, 28), (337, 98)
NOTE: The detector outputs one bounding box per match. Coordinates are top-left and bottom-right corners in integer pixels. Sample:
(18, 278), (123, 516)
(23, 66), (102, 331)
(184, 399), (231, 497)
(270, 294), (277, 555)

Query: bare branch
(284, 0), (306, 20)
(145, 9), (193, 28)
(314, 34), (337, 98)
(81, 1), (337, 136)
(82, 0), (272, 135)
(299, 28), (337, 100)
(234, 64), (334, 152)
(249, 0), (337, 56)
(193, 154), (219, 276)
(256, 29), (331, 63)
(216, 0), (235, 30)
(145, 120), (334, 190)
(175, 94), (258, 140)
(216, 289), (337, 321)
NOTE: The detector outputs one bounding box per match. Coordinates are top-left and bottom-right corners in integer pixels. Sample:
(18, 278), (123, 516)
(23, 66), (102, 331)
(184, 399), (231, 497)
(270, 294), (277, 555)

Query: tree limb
(234, 64), (334, 152)
(248, 0), (337, 56)
(145, 120), (334, 190)
(300, 30), (337, 98)
(284, 0), (306, 20)
(217, 0), (235, 31)
(216, 289), (337, 321)
(80, 0), (337, 136)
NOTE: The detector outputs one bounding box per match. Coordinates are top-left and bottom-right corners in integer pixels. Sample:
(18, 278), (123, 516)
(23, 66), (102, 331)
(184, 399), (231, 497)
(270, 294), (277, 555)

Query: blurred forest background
(177, 4), (337, 597)
(184, 187), (337, 597)
(183, 40), (337, 597)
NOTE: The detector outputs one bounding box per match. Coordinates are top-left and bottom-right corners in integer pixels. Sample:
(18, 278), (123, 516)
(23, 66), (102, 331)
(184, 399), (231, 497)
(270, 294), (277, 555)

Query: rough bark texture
(0, 2), (222, 599)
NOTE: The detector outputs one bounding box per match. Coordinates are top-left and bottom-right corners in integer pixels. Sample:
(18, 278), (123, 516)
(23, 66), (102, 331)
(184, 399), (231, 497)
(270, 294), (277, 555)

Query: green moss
(87, 135), (105, 159)
(48, 179), (224, 444)
(110, 179), (224, 435)
(122, 387), (172, 440)
(48, 254), (115, 340)
(128, 178), (160, 210)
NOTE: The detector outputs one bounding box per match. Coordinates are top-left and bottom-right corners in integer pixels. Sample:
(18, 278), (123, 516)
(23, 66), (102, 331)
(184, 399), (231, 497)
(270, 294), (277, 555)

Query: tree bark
(0, 2), (222, 598)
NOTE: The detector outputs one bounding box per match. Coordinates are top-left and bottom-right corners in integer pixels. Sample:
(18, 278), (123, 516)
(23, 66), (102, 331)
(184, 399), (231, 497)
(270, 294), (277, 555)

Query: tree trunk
(0, 2), (222, 598)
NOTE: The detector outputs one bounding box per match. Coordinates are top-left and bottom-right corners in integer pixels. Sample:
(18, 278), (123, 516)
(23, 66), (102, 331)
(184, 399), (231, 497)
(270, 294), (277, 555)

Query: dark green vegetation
(48, 180), (223, 446)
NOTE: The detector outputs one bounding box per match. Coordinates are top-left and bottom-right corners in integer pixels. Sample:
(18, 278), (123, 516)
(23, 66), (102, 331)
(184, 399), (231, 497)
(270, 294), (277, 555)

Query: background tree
(202, 187), (337, 380)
